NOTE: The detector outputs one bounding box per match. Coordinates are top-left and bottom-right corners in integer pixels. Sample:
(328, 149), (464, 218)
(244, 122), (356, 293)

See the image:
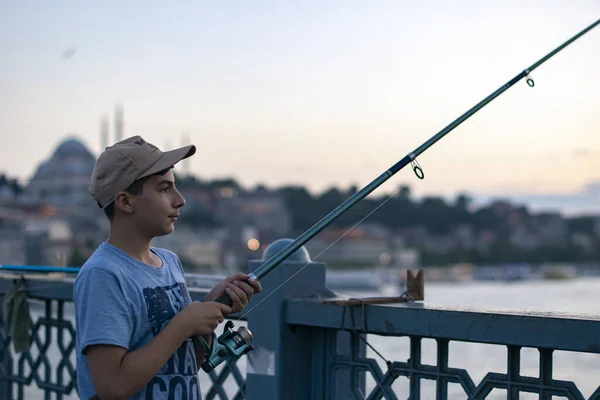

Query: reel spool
(200, 320), (254, 373)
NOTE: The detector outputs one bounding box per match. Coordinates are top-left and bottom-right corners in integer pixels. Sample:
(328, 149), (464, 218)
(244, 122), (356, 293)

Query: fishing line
(236, 182), (416, 385)
(238, 181), (417, 320)
(341, 300), (397, 370)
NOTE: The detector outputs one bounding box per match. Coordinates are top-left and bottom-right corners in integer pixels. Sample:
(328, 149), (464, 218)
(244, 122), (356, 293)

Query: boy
(74, 136), (262, 399)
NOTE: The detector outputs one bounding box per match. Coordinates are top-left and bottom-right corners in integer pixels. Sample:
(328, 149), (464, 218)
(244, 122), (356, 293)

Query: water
(360, 278), (600, 399)
(16, 277), (600, 399)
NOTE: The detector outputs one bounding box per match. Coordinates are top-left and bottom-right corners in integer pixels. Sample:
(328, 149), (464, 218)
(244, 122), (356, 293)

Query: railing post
(244, 238), (333, 400)
(0, 294), (13, 399)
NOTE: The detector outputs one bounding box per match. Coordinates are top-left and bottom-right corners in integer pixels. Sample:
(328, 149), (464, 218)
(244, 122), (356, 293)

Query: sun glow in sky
(1, 1), (599, 209)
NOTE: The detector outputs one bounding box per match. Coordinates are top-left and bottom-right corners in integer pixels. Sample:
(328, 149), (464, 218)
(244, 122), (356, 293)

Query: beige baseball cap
(90, 135), (196, 208)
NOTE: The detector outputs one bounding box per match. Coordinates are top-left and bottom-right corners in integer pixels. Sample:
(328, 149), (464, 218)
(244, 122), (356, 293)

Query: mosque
(23, 104), (124, 213)
(26, 137), (97, 211)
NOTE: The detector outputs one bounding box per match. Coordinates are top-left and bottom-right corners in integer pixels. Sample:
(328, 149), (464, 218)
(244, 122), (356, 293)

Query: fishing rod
(199, 18), (600, 373)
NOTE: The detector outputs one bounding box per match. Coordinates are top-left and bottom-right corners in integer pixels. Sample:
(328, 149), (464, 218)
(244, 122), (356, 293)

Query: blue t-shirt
(74, 242), (201, 399)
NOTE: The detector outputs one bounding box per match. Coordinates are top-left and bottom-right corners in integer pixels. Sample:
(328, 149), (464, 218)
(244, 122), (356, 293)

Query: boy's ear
(114, 191), (135, 215)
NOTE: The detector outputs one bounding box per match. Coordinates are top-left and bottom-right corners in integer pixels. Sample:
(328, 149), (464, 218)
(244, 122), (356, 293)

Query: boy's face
(131, 169), (185, 237)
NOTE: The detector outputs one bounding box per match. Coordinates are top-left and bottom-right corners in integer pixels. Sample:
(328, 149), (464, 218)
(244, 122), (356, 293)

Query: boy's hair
(103, 168), (171, 220)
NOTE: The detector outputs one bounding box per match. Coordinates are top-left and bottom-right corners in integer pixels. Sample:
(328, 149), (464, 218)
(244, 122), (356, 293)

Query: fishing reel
(200, 320), (254, 373)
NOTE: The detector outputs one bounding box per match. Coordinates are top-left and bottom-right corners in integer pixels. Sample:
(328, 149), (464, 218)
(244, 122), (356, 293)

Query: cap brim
(139, 145), (196, 178)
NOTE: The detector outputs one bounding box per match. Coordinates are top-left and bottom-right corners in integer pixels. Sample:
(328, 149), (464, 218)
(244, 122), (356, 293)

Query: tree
(454, 193), (472, 211)
(398, 185), (412, 200)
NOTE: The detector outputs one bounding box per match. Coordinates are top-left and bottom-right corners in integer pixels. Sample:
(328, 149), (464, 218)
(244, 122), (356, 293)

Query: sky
(1, 1), (599, 214)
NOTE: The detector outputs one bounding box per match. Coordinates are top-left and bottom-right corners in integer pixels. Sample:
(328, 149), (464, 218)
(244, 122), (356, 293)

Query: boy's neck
(106, 223), (157, 266)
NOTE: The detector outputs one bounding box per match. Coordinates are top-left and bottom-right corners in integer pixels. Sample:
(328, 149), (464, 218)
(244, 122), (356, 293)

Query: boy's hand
(205, 273), (263, 314)
(180, 301), (232, 336)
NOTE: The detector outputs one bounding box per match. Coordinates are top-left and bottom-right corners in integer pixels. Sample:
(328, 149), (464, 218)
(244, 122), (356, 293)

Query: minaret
(114, 103), (124, 142)
(100, 115), (109, 151)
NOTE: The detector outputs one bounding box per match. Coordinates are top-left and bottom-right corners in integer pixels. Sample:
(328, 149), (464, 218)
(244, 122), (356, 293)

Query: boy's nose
(174, 190), (186, 208)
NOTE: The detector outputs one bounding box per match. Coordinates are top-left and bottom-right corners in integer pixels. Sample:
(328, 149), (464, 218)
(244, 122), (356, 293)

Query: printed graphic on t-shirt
(143, 282), (201, 399)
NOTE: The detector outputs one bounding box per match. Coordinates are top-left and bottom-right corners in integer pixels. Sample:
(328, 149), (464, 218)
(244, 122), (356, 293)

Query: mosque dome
(27, 136), (97, 208)
(53, 138), (95, 160)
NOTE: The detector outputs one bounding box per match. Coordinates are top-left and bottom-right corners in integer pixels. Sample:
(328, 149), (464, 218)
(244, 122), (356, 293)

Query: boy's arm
(75, 268), (191, 399)
(85, 313), (191, 399)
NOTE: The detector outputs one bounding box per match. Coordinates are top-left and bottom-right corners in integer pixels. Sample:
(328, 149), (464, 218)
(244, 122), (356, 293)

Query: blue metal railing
(285, 299), (600, 399)
(0, 265), (82, 274)
(1, 261), (600, 399)
(0, 273), (246, 400)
